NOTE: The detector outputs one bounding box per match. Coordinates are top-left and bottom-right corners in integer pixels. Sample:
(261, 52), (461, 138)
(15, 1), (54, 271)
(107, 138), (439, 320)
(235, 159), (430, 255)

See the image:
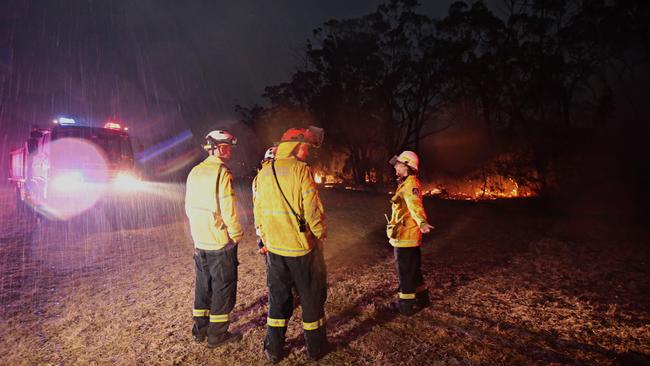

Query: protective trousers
(394, 246), (429, 314)
(264, 248), (327, 358)
(192, 244), (238, 343)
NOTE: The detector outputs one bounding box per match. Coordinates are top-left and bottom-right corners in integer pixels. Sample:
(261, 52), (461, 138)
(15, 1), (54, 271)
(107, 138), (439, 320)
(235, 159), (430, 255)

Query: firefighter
(252, 126), (328, 363)
(185, 130), (243, 348)
(262, 146), (277, 164)
(255, 146), (276, 256)
(387, 151), (434, 316)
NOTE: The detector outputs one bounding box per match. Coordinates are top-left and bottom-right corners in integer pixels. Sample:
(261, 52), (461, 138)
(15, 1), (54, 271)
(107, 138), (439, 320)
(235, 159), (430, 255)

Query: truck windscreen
(52, 127), (134, 164)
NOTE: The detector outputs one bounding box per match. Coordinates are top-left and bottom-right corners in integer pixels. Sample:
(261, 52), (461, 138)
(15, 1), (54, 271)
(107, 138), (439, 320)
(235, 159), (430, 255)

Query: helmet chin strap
(206, 146), (220, 156)
(216, 144), (231, 159)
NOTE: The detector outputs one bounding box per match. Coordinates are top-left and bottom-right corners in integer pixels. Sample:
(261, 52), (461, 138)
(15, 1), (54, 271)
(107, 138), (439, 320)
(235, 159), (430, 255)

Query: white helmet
(263, 146), (277, 161)
(389, 150), (419, 171)
(204, 130), (237, 151)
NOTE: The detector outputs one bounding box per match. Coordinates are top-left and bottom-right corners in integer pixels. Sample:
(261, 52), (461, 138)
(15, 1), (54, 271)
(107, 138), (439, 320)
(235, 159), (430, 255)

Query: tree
(435, 0), (632, 194)
(240, 0), (648, 193)
(251, 0), (449, 185)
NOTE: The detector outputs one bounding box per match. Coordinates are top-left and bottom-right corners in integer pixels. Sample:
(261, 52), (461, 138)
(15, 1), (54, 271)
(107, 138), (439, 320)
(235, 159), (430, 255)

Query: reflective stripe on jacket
(253, 142), (326, 257)
(185, 156), (243, 250)
(388, 175), (427, 247)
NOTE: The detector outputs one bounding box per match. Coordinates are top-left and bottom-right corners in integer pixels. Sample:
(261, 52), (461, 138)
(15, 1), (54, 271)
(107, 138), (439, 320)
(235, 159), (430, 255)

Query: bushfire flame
(424, 176), (535, 200)
(312, 167), (535, 200)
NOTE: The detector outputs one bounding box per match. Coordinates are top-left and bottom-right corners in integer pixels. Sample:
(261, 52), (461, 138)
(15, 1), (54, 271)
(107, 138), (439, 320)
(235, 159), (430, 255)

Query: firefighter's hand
(257, 238), (267, 255)
(420, 223), (434, 234)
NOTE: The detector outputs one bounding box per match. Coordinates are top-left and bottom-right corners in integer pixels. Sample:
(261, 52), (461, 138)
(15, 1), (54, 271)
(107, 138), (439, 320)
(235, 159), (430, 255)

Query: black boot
(399, 300), (417, 316)
(193, 332), (206, 342)
(192, 323), (207, 342)
(416, 289), (431, 308)
(207, 331), (242, 348)
(305, 326), (329, 361)
(263, 342), (283, 364)
(264, 348), (281, 364)
(263, 333), (285, 364)
(388, 300), (416, 316)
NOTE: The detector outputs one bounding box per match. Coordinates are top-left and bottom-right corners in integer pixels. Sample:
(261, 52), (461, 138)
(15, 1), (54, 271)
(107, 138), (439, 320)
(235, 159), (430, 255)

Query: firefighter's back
(254, 154), (315, 257)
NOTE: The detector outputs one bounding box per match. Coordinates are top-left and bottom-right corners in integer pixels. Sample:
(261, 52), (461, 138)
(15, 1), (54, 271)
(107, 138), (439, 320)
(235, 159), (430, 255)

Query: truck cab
(10, 117), (140, 220)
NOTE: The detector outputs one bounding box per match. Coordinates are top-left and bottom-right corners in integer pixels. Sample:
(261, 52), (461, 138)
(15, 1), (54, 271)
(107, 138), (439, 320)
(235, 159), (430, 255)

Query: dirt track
(1, 182), (649, 365)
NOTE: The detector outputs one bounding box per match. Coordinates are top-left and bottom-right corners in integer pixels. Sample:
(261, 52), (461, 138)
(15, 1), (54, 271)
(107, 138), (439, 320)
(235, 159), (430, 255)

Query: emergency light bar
(104, 122), (122, 130)
(55, 117), (76, 125)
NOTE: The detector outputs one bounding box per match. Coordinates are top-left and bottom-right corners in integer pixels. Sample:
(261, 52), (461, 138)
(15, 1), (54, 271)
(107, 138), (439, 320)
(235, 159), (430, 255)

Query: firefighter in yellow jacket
(185, 130), (243, 348)
(387, 151), (434, 316)
(253, 126), (328, 363)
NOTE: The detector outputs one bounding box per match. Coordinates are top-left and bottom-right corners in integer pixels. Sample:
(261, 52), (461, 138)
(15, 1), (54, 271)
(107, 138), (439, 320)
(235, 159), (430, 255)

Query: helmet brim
(389, 155), (398, 166)
(307, 126), (324, 148)
(205, 130), (237, 146)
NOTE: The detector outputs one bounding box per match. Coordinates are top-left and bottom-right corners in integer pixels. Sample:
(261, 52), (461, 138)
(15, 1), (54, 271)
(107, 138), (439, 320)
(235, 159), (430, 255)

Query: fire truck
(8, 117), (141, 219)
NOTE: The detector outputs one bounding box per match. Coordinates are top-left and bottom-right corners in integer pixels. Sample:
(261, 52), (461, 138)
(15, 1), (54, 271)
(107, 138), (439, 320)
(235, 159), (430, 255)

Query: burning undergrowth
(311, 150), (541, 200)
(422, 173), (537, 200)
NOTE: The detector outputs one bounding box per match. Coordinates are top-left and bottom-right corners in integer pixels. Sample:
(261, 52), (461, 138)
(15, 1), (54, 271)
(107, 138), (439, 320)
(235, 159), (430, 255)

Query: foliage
(240, 0), (649, 193)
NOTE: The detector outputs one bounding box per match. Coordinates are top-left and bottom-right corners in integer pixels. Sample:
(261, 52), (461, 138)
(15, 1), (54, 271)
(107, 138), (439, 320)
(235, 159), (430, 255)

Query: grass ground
(0, 182), (648, 365)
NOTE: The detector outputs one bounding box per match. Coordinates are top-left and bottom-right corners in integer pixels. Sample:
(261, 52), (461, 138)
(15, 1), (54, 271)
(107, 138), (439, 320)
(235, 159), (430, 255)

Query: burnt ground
(0, 182), (648, 365)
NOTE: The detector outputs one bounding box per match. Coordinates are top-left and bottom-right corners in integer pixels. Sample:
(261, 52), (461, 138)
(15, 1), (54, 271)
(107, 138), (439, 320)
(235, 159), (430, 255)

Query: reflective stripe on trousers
(267, 317), (288, 327)
(210, 314), (229, 323)
(193, 308), (210, 317)
(303, 317), (326, 331)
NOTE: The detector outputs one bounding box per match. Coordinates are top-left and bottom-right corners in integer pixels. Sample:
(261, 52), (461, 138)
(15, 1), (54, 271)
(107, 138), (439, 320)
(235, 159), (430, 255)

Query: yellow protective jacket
(252, 142), (326, 257)
(387, 175), (428, 247)
(185, 155), (243, 250)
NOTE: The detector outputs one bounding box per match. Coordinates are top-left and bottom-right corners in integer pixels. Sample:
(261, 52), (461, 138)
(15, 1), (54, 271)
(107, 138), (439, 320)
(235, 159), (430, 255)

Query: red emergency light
(104, 122), (122, 130)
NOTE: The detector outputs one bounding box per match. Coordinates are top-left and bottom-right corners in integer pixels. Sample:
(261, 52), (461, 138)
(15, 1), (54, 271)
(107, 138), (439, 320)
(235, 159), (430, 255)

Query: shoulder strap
(215, 164), (223, 214)
(271, 161), (306, 232)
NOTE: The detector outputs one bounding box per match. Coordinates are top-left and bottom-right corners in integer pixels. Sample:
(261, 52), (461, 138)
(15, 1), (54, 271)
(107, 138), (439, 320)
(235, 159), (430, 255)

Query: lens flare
(51, 171), (85, 192)
(155, 148), (203, 177)
(36, 138), (109, 220)
(112, 171), (144, 191)
(136, 130), (193, 163)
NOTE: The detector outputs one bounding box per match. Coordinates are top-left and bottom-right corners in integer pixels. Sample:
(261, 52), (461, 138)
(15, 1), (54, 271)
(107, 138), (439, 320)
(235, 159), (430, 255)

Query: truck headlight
(52, 171), (85, 192)
(113, 172), (142, 191)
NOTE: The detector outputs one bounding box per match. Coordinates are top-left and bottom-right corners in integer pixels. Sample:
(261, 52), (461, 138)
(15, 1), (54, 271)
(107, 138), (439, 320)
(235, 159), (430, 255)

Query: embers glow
(311, 170), (342, 185)
(423, 176), (536, 200)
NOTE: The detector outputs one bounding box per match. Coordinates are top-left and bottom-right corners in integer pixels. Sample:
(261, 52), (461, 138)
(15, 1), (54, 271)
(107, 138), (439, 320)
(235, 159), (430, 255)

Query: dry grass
(0, 183), (648, 365)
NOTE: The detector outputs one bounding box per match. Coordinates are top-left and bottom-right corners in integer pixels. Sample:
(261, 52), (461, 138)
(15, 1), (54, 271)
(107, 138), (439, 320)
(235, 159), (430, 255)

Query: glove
(257, 238), (267, 255)
(419, 222), (435, 234)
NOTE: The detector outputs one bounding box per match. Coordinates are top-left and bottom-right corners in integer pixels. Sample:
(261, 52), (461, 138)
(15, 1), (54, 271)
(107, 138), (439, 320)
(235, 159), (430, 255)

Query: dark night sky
(1, 0), (457, 144)
(1, 1), (647, 188)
